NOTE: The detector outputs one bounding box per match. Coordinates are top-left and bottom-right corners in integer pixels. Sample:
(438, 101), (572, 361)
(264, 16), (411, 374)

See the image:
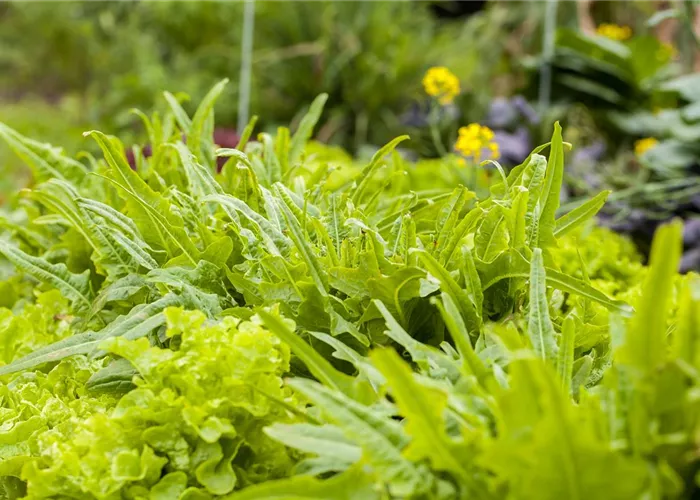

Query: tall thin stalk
(680, 0), (700, 72)
(539, 0), (559, 112)
(237, 0), (255, 133)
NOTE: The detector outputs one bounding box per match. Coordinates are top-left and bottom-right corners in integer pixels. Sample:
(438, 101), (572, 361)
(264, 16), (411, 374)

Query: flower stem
(429, 104), (448, 158)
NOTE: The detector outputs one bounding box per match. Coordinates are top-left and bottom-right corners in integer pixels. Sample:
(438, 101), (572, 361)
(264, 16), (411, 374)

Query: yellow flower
(423, 66), (460, 105)
(596, 23), (632, 41)
(634, 137), (658, 156)
(454, 123), (500, 163)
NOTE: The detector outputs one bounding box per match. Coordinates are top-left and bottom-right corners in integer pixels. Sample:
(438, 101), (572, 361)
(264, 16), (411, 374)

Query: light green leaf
(276, 197), (328, 296)
(0, 240), (93, 314)
(621, 220), (682, 372)
(557, 316), (575, 396)
(256, 309), (355, 395)
(538, 122), (565, 248)
(412, 249), (481, 335)
(351, 135), (409, 206)
(289, 94), (328, 168)
(86, 131), (199, 265)
(371, 348), (473, 483)
(163, 91), (192, 134)
(554, 191), (610, 238)
(528, 248), (558, 362)
(287, 378), (430, 497)
(222, 466), (379, 500)
(265, 423), (361, 464)
(190, 78), (229, 169)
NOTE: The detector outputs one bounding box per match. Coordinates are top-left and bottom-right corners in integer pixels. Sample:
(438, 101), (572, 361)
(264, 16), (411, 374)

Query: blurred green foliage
(0, 1), (518, 154)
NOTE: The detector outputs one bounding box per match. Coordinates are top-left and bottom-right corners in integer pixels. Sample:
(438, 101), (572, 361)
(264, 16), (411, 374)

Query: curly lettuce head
(2, 307), (298, 499)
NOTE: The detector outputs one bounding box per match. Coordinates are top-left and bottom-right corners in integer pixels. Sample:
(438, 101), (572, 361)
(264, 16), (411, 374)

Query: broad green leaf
(438, 207), (481, 265)
(433, 186), (471, 256)
(460, 246), (483, 318)
(482, 250), (633, 316)
(309, 331), (384, 388)
(432, 293), (494, 390)
(474, 207), (509, 263)
(520, 155), (547, 236)
(510, 187), (529, 249)
(0, 304), (169, 377)
(172, 141), (223, 200)
(205, 193), (290, 255)
(0, 123), (88, 183)
(29, 180), (141, 276)
(373, 300), (459, 381)
(85, 357), (137, 394)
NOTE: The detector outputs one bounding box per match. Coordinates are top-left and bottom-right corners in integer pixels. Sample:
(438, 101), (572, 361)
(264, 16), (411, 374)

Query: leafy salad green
(0, 81), (697, 499)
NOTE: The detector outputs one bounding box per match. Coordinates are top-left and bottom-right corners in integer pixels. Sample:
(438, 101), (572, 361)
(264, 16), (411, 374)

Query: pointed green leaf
(528, 248), (558, 362)
(0, 241), (92, 314)
(554, 191), (610, 238)
(289, 94), (328, 167)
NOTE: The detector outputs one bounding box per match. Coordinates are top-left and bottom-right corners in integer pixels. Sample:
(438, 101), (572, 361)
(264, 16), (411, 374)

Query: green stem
(428, 103), (448, 158)
(237, 0), (256, 132)
(681, 0), (700, 72)
(539, 0), (559, 111)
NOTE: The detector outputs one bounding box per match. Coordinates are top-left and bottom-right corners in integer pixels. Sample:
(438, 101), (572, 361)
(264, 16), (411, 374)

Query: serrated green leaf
(0, 240), (93, 314)
(87, 131), (199, 265)
(528, 248), (558, 362)
(287, 378), (430, 497)
(538, 123), (565, 248)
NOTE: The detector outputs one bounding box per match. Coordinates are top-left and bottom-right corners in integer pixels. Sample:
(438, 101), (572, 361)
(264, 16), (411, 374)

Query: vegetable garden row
(0, 81), (698, 499)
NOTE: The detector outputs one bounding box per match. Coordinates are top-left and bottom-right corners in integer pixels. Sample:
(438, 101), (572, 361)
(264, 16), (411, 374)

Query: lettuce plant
(0, 81), (696, 499)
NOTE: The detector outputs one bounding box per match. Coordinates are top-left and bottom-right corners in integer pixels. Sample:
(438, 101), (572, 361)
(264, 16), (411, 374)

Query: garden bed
(0, 83), (698, 499)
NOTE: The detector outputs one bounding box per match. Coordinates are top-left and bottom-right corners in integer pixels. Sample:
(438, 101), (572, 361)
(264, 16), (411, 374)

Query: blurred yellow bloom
(634, 137), (658, 156)
(596, 23), (632, 41)
(454, 123), (500, 163)
(423, 66), (460, 105)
